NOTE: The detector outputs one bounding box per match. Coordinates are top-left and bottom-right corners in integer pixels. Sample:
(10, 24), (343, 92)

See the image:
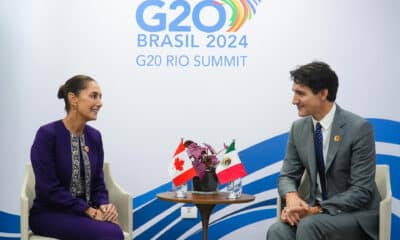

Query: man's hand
(281, 198), (322, 226)
(285, 192), (309, 209)
(282, 192), (325, 226)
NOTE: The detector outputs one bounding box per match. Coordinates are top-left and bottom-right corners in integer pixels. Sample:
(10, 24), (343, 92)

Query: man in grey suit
(267, 61), (380, 240)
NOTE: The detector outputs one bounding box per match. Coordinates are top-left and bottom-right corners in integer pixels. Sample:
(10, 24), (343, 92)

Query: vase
(192, 170), (218, 192)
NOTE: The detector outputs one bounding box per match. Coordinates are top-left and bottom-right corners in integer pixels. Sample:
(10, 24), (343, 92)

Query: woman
(29, 75), (123, 240)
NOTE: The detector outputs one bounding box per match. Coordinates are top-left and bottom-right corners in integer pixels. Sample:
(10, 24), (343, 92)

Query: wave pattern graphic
(131, 118), (399, 240)
(0, 211), (20, 239)
(0, 118), (398, 239)
(216, 0), (262, 32)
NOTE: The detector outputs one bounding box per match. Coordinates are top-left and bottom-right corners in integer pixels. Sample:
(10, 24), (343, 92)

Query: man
(267, 61), (380, 240)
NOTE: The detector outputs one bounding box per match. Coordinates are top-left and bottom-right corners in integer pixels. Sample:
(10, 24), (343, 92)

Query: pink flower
(184, 140), (219, 180)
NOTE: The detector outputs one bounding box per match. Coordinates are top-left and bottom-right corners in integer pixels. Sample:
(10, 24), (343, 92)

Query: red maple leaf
(174, 157), (184, 171)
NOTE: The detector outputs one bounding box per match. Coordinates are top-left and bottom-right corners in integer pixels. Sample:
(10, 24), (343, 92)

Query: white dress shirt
(312, 103), (336, 200)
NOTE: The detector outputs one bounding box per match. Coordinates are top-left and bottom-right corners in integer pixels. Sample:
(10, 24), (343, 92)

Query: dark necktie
(315, 122), (327, 200)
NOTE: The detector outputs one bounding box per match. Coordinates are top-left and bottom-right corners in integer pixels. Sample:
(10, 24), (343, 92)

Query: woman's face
(74, 81), (103, 121)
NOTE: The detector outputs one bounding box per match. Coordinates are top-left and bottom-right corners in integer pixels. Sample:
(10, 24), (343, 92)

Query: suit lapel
(325, 106), (345, 173)
(304, 118), (318, 185)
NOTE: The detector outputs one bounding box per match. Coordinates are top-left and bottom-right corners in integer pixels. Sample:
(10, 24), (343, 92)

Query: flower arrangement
(183, 140), (221, 191)
(183, 140), (219, 179)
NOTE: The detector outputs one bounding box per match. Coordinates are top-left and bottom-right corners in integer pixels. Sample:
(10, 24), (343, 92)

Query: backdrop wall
(1, 0), (399, 239)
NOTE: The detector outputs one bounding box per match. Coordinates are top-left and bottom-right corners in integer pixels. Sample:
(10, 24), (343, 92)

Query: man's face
(291, 82), (326, 119)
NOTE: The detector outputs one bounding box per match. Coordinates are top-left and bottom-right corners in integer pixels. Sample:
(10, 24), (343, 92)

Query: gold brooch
(334, 135), (341, 142)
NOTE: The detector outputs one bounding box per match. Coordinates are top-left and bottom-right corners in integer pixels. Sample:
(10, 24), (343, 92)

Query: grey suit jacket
(278, 105), (380, 239)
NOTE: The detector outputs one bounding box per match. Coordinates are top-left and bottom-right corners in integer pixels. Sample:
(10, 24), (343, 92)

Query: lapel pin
(334, 135), (341, 142)
(84, 146), (90, 153)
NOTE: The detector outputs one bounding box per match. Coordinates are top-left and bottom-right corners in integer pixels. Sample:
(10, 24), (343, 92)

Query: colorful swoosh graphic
(216, 0), (262, 32)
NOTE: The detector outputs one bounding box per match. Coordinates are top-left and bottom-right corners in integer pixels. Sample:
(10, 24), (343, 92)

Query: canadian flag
(216, 140), (247, 184)
(168, 139), (196, 186)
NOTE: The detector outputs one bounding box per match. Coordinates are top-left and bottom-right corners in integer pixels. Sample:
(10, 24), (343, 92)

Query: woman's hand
(85, 207), (105, 221)
(99, 203), (119, 225)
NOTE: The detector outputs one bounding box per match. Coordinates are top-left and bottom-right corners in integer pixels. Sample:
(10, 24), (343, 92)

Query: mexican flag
(168, 139), (196, 186)
(216, 141), (247, 184)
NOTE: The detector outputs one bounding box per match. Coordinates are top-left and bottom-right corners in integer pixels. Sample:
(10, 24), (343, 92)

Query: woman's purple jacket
(30, 120), (109, 215)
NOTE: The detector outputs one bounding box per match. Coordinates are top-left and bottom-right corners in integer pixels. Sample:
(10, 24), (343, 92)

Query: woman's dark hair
(57, 75), (95, 112)
(290, 61), (339, 102)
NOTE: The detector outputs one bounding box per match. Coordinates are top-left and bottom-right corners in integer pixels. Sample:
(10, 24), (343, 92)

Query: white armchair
(276, 165), (392, 240)
(375, 165), (392, 240)
(20, 162), (133, 240)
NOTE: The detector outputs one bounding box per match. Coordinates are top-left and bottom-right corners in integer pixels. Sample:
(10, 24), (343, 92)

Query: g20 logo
(136, 0), (261, 33)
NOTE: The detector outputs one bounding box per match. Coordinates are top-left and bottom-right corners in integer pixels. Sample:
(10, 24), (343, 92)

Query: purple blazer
(30, 120), (109, 215)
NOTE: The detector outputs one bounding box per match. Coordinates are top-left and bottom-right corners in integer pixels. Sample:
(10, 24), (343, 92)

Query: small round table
(156, 192), (256, 240)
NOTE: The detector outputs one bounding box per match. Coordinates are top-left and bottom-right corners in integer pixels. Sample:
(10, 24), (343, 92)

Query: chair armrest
(104, 163), (133, 239)
(379, 191), (392, 240)
(276, 194), (282, 220)
(20, 194), (29, 240)
(20, 165), (31, 240)
(108, 180), (133, 235)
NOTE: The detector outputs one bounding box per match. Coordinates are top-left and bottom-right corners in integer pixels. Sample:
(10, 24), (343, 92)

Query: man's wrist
(285, 192), (299, 201)
(310, 205), (324, 215)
